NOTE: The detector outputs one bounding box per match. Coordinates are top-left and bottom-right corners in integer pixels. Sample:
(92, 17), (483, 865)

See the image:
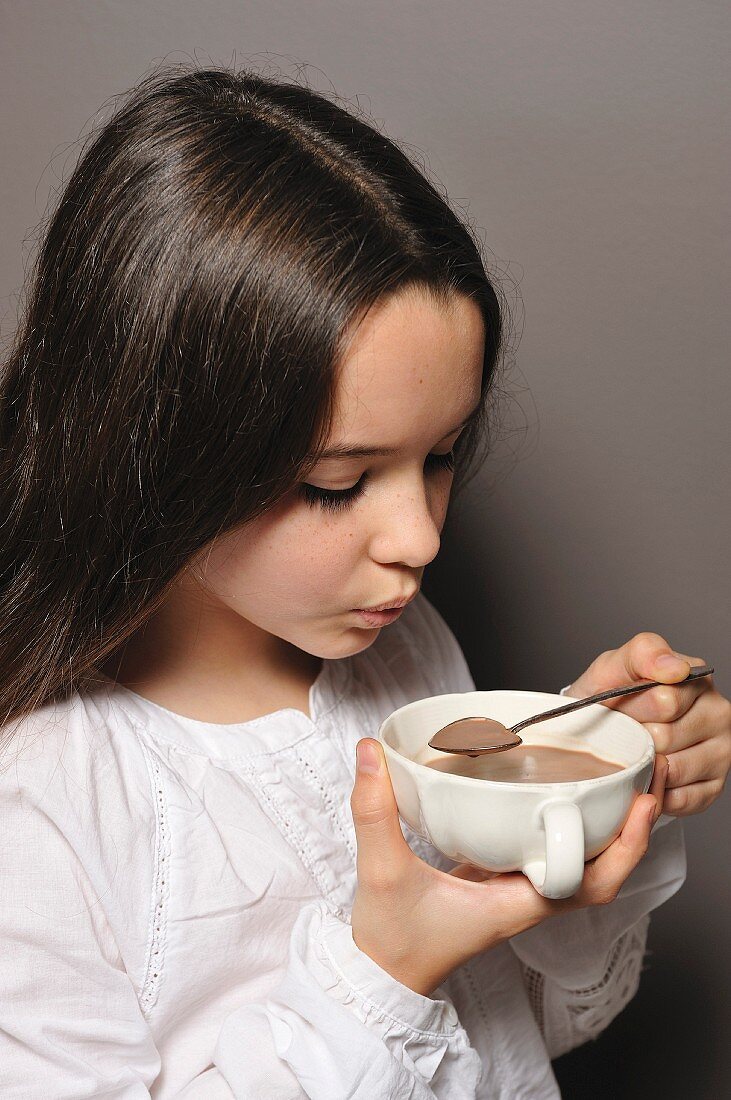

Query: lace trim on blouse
(520, 912), (651, 1060)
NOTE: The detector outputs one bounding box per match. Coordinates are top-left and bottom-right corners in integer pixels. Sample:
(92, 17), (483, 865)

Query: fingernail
(357, 740), (380, 775)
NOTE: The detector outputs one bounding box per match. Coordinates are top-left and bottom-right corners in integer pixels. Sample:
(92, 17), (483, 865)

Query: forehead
(327, 289), (485, 442)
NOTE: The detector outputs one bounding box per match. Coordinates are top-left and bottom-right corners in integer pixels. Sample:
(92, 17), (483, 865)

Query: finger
(662, 778), (725, 816)
(447, 863), (502, 882)
(449, 866), (561, 930)
(350, 739), (412, 885)
(644, 706), (711, 757)
(664, 736), (728, 789)
(580, 793), (655, 904)
(648, 754), (670, 824)
(620, 635), (697, 684)
(569, 635), (708, 721)
(597, 634), (697, 691)
(606, 675), (709, 726)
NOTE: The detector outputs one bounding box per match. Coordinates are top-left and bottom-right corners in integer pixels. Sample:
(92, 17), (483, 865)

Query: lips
(354, 606), (406, 627)
(356, 591), (418, 613)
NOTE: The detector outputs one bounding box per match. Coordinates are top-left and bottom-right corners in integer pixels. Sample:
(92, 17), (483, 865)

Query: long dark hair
(0, 62), (512, 737)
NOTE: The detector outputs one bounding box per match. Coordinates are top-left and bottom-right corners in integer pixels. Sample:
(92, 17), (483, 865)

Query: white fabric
(0, 593), (686, 1098)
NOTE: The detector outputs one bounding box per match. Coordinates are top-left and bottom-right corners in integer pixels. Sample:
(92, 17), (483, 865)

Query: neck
(97, 578), (323, 723)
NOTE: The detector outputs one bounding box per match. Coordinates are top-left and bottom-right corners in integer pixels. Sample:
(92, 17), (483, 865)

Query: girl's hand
(349, 738), (667, 998)
(563, 632), (731, 817)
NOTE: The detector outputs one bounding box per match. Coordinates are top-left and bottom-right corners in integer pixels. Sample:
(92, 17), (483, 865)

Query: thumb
(351, 739), (411, 869)
(574, 633), (691, 697)
(620, 633), (691, 685)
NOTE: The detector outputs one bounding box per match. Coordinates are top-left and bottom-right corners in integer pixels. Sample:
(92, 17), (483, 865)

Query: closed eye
(299, 449), (457, 513)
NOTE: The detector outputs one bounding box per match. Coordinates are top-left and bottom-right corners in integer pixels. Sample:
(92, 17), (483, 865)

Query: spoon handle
(509, 664), (714, 736)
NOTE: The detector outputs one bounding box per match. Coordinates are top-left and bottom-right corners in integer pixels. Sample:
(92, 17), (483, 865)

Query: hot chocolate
(425, 743), (623, 784)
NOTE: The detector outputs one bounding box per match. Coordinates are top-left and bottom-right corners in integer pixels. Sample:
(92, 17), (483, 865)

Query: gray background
(1, 2), (728, 1096)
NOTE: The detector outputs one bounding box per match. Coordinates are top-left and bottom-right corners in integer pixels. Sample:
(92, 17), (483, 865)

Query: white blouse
(0, 593), (686, 1098)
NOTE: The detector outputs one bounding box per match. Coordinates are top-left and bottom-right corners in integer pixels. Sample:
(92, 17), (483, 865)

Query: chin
(328, 627), (382, 659)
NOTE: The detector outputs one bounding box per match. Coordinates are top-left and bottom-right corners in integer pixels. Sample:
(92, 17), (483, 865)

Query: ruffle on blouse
(307, 900), (483, 1096)
(215, 899), (484, 1099)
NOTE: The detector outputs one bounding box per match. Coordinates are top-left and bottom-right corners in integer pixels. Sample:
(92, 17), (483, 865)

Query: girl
(0, 64), (728, 1099)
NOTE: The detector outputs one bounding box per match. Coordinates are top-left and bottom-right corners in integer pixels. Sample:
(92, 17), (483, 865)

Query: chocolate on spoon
(427, 664), (714, 758)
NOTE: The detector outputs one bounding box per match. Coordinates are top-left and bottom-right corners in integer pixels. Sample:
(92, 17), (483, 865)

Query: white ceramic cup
(377, 689), (655, 900)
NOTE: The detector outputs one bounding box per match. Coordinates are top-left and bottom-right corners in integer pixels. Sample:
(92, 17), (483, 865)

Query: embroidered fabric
(520, 913), (650, 1060)
(138, 738), (171, 1017)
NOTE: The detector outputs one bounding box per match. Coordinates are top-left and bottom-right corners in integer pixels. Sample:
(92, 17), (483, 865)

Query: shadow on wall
(421, 482), (591, 697)
(421, 552), (503, 693)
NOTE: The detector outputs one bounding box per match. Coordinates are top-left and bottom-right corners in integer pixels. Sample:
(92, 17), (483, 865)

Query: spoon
(427, 664), (714, 757)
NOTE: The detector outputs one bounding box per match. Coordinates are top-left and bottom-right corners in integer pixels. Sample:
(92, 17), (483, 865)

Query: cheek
(201, 504), (363, 603)
(289, 510), (365, 580)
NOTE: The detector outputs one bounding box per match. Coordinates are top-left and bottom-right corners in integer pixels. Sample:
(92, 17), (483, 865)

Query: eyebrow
(312, 401), (483, 461)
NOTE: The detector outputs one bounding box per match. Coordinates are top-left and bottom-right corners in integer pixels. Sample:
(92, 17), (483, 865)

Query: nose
(368, 479), (443, 569)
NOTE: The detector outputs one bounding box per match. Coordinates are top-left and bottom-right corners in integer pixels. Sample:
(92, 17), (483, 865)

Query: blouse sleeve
(214, 899), (483, 1098)
(509, 680), (688, 1058)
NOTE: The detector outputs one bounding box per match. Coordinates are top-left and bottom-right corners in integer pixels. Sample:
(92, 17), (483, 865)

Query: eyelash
(299, 450), (457, 513)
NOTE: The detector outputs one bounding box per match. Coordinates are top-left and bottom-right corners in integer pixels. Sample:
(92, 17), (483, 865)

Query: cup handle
(522, 799), (585, 900)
